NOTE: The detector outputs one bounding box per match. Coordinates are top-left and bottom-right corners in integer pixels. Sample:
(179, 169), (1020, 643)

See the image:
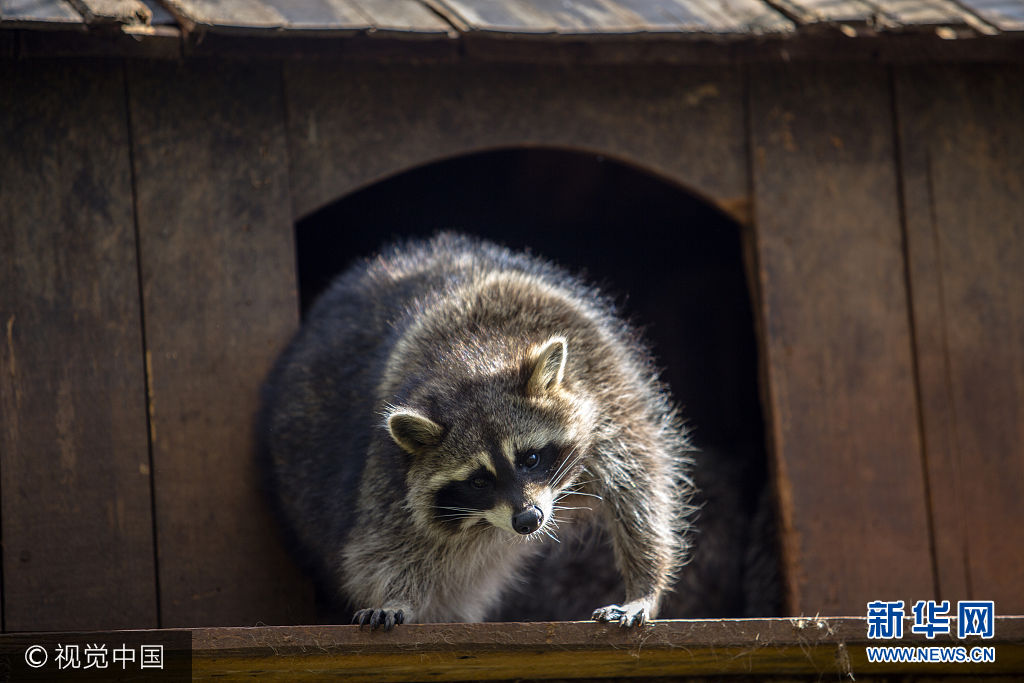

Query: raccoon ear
(527, 336), (568, 395)
(387, 409), (443, 454)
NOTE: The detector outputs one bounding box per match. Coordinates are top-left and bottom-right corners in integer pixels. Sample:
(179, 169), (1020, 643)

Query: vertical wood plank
(128, 59), (315, 627)
(895, 64), (1024, 613)
(749, 63), (934, 615)
(0, 59), (157, 630)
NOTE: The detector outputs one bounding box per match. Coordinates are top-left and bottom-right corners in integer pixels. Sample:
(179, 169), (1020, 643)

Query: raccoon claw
(592, 602), (649, 628)
(352, 608), (405, 631)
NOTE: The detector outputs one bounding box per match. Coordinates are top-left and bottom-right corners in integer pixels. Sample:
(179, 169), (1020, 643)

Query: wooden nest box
(1, 0), (1022, 678)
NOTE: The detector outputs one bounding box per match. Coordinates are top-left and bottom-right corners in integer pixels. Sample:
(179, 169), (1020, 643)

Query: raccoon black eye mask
(430, 444), (566, 535)
(258, 233), (693, 630)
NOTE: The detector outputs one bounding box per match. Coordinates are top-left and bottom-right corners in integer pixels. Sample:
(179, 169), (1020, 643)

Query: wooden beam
(0, 618), (1018, 678)
(185, 617), (1023, 679)
(286, 62), (750, 224)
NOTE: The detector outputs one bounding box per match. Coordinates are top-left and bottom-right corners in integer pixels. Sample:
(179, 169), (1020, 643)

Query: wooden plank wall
(0, 58), (313, 631)
(895, 64), (1024, 613)
(748, 63), (934, 615)
(285, 63), (752, 225)
(0, 56), (1021, 631)
(126, 60), (315, 627)
(0, 59), (157, 631)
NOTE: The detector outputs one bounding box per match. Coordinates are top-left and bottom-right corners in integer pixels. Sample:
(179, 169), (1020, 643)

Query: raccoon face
(429, 442), (570, 536)
(386, 336), (595, 538)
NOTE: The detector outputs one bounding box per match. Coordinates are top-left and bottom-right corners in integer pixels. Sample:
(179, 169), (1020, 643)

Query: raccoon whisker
(559, 490), (603, 501)
(554, 486), (597, 503)
(548, 446), (580, 486)
(433, 506), (481, 513)
(432, 508), (481, 518)
(551, 505), (591, 511)
(552, 444), (588, 485)
(550, 448), (586, 488)
(547, 445), (574, 481)
(541, 528), (561, 543)
(559, 479), (598, 494)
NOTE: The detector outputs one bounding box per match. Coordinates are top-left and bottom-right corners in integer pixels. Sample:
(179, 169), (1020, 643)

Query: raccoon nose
(512, 506), (543, 535)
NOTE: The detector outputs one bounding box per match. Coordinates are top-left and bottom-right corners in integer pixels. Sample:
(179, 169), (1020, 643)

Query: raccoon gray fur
(258, 233), (695, 629)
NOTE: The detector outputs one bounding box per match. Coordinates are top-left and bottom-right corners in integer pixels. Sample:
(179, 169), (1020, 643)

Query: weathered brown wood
(748, 63), (934, 615)
(353, 0), (455, 35)
(5, 0), (1024, 37)
(6, 27), (1023, 62)
(159, 0), (284, 33)
(895, 64), (1024, 613)
(0, 28), (13, 55)
(262, 0), (454, 35)
(0, 59), (157, 630)
(0, 0), (84, 27)
(766, 0), (875, 24)
(434, 0), (792, 34)
(261, 0), (371, 30)
(160, 0), (453, 36)
(875, 0), (998, 31)
(65, 0), (151, 26)
(769, 0), (1000, 36)
(773, 0), (980, 27)
(15, 23), (183, 58)
(958, 0), (1024, 30)
(187, 618), (1024, 680)
(127, 59), (315, 627)
(458, 31), (1024, 63)
(0, 618), (1016, 680)
(286, 63), (750, 224)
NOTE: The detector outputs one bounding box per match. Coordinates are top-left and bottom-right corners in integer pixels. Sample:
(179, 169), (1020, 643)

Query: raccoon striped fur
(258, 233), (695, 629)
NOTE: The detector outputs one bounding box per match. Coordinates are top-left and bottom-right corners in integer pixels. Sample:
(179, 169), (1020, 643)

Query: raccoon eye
(470, 477), (490, 489)
(523, 452), (540, 470)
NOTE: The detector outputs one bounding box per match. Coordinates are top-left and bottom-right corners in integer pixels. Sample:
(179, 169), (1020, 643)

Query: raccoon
(258, 233), (695, 629)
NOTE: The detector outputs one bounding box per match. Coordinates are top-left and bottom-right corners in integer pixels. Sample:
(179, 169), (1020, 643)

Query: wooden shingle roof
(2, 0), (1022, 57)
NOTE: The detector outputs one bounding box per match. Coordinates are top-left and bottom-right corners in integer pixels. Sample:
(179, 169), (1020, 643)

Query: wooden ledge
(189, 617), (1024, 680)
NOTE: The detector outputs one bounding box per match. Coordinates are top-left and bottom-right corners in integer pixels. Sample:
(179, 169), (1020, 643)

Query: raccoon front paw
(592, 600), (650, 628)
(352, 607), (405, 631)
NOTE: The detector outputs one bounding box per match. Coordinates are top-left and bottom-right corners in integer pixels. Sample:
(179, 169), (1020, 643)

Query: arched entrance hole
(296, 148), (780, 617)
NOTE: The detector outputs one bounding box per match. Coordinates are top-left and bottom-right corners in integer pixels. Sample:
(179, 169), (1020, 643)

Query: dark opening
(295, 148), (780, 618)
